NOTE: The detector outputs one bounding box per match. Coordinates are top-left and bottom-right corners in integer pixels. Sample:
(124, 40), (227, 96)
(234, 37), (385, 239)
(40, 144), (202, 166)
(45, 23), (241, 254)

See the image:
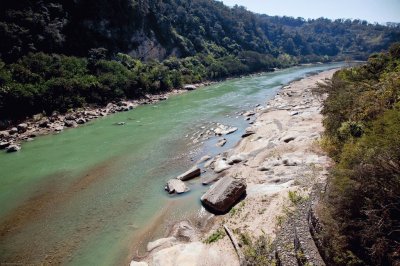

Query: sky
(221, 0), (400, 24)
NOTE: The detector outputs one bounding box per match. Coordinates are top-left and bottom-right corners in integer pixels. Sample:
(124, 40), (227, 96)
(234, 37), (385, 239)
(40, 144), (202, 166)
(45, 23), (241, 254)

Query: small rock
(183, 84), (196, 90)
(197, 155), (211, 164)
(17, 123), (28, 133)
(64, 120), (78, 128)
(216, 138), (227, 147)
(39, 119), (50, 128)
(257, 166), (270, 171)
(6, 144), (21, 153)
(165, 179), (190, 194)
(0, 131), (10, 138)
(116, 122), (126, 126)
(54, 126), (63, 132)
(9, 127), (18, 135)
(227, 153), (248, 165)
(0, 141), (11, 149)
(282, 158), (299, 166)
(242, 130), (255, 138)
(282, 134), (297, 143)
(214, 158), (231, 173)
(290, 111), (299, 116)
(243, 111), (255, 117)
(176, 166), (201, 181)
(76, 118), (86, 124)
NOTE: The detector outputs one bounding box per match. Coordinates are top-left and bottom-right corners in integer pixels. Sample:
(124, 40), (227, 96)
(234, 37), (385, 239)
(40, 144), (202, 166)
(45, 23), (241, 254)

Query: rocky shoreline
(0, 83), (216, 153)
(129, 68), (340, 266)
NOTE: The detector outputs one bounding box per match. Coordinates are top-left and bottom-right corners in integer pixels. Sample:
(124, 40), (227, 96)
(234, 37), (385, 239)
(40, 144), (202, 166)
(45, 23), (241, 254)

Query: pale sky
(221, 0), (400, 24)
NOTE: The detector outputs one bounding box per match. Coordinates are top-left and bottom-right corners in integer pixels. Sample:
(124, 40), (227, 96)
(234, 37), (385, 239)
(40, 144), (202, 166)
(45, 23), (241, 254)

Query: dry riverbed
(130, 69), (339, 266)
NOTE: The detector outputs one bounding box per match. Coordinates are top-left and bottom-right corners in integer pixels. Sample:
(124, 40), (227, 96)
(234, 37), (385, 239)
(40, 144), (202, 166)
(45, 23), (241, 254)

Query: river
(0, 63), (344, 265)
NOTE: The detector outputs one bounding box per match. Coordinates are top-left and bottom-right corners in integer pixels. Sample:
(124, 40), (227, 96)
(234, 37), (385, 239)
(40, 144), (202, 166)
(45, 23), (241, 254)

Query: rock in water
(0, 141), (11, 149)
(216, 138), (227, 147)
(176, 166), (201, 181)
(201, 176), (246, 214)
(6, 144), (21, 153)
(165, 179), (190, 194)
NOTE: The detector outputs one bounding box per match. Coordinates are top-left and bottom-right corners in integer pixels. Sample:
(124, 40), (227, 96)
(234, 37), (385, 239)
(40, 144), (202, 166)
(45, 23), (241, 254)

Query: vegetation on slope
(316, 43), (400, 265)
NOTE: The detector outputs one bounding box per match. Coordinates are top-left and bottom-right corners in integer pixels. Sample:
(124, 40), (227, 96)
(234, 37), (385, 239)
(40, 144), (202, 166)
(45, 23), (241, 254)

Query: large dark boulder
(201, 176), (246, 214)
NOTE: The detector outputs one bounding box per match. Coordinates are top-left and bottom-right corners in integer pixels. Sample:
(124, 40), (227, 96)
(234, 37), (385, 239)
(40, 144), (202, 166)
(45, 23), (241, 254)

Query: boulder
(65, 114), (76, 120)
(6, 144), (21, 153)
(0, 131), (10, 138)
(64, 120), (78, 128)
(39, 119), (50, 128)
(76, 118), (86, 124)
(243, 111), (255, 117)
(183, 84), (197, 90)
(214, 158), (231, 173)
(9, 127), (18, 135)
(241, 129), (255, 138)
(0, 141), (11, 149)
(54, 126), (64, 132)
(227, 153), (248, 165)
(176, 166), (201, 181)
(165, 179), (190, 194)
(197, 155), (211, 164)
(216, 138), (227, 147)
(17, 123), (28, 133)
(223, 127), (238, 135)
(282, 158), (299, 166)
(201, 176), (246, 214)
(147, 237), (176, 252)
(282, 134), (297, 143)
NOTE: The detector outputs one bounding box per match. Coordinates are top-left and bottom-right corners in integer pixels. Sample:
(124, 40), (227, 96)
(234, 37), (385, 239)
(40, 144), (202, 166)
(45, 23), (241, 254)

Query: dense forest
(1, 0), (400, 125)
(315, 43), (400, 265)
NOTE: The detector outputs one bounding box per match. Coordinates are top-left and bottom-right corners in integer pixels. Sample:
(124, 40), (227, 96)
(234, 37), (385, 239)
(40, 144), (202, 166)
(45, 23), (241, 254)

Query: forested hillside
(1, 0), (399, 62)
(0, 0), (399, 125)
(316, 43), (400, 265)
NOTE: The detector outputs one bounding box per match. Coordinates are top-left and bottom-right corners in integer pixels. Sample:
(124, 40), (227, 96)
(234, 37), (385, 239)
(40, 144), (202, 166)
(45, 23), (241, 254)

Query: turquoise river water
(0, 63), (344, 265)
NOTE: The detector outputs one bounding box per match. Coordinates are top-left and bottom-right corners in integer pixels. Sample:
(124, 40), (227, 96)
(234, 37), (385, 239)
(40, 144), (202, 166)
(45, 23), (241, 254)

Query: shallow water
(0, 63), (344, 265)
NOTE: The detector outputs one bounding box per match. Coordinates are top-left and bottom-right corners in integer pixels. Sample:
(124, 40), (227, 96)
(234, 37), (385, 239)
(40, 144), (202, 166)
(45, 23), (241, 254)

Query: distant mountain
(1, 0), (399, 63)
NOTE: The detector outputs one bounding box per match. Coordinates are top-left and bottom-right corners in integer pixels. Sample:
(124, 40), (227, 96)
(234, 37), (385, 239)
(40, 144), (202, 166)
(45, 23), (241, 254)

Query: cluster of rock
(165, 166), (201, 194)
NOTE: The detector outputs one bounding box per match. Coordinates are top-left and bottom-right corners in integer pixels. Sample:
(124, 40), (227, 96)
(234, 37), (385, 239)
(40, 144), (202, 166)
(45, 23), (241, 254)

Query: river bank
(130, 68), (339, 265)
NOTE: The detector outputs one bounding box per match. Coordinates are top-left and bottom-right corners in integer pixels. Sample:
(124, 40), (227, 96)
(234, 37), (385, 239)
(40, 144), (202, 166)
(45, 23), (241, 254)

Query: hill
(0, 0), (399, 124)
